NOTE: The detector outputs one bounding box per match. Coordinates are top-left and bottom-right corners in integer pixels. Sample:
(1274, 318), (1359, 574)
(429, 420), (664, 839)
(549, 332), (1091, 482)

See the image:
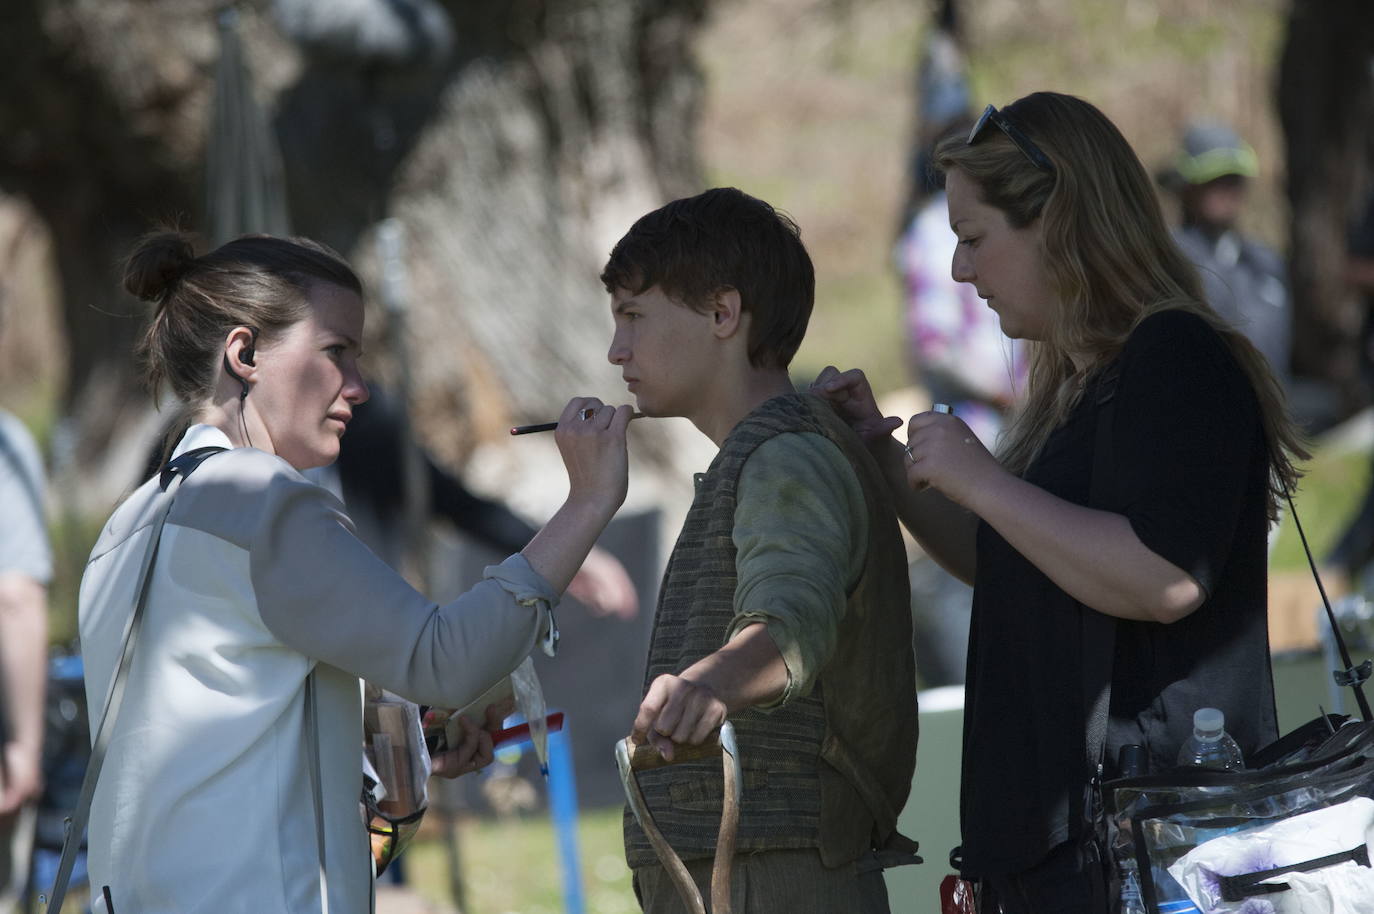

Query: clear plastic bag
(362, 686), (432, 873)
(1104, 719), (1374, 912)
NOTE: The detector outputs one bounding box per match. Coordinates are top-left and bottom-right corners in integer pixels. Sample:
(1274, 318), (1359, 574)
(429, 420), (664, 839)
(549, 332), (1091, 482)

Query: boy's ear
(709, 287), (744, 341)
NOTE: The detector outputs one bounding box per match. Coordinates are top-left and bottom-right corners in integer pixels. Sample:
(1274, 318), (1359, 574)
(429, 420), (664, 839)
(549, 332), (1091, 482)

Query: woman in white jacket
(76, 232), (631, 914)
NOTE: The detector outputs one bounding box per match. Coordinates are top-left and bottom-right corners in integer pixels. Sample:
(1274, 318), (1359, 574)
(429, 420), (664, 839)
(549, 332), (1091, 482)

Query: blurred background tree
(1278, 0), (1374, 415)
(3, 0), (1373, 498)
(0, 0), (709, 510)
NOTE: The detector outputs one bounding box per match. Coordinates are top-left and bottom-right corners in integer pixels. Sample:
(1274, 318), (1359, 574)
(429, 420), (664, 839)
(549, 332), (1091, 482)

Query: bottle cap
(1117, 743), (1147, 778)
(1194, 707), (1224, 734)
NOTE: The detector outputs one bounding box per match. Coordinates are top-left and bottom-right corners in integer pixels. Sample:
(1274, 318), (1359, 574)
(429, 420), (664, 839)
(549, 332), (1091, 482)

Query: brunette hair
(126, 231), (361, 406)
(599, 187), (815, 370)
(934, 92), (1305, 517)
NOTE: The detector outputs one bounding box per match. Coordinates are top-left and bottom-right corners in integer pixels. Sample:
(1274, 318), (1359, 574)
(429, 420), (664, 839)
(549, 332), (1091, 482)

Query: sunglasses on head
(968, 104), (1056, 173)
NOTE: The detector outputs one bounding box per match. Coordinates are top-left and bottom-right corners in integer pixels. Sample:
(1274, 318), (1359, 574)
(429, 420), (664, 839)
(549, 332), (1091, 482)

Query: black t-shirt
(959, 310), (1277, 877)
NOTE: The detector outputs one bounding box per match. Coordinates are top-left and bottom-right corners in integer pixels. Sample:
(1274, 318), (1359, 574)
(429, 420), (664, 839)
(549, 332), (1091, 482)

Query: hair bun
(123, 231), (198, 303)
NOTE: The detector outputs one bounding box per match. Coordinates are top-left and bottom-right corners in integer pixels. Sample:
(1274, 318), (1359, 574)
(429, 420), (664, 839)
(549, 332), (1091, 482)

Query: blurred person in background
(0, 403), (51, 913)
(76, 231), (631, 914)
(1161, 122), (1292, 391)
(893, 30), (1023, 687)
(815, 92), (1306, 912)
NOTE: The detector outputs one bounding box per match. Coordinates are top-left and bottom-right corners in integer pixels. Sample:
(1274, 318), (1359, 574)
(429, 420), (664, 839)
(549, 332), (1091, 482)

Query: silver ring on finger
(578, 407), (596, 421)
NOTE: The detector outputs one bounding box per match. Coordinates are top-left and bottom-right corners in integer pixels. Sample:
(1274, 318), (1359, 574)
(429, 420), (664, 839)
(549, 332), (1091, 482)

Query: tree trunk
(0, 0), (217, 474)
(0, 0), (709, 503)
(1277, 0), (1374, 411)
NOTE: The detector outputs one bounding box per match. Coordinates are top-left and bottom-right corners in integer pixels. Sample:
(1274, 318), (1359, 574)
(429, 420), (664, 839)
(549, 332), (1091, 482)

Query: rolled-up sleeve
(726, 432), (867, 708)
(247, 469), (555, 709)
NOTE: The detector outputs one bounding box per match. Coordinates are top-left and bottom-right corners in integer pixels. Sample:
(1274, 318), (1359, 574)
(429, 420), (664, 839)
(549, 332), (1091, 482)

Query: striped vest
(624, 393), (918, 868)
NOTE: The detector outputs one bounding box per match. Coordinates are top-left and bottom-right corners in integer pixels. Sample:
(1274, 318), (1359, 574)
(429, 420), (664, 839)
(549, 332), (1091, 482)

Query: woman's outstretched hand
(809, 366), (904, 444)
(567, 545), (639, 620)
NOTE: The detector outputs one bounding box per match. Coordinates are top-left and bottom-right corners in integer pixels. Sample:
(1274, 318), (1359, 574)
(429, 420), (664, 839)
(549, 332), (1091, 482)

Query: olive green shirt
(727, 432), (868, 707)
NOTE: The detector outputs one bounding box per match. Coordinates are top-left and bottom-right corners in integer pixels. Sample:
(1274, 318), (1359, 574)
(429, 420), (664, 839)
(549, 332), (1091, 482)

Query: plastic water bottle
(1118, 866), (1146, 914)
(1176, 708), (1244, 770)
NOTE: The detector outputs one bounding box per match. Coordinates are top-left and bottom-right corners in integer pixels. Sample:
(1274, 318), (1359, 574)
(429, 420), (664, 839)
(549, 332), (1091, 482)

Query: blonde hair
(934, 92), (1305, 518)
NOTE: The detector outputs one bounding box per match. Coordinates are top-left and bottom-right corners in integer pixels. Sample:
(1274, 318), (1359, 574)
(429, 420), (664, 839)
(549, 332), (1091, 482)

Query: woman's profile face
(251, 282), (369, 470)
(945, 168), (1056, 342)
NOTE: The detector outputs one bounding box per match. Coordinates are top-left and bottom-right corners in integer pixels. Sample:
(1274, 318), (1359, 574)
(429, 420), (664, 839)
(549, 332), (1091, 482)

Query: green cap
(1173, 122), (1259, 185)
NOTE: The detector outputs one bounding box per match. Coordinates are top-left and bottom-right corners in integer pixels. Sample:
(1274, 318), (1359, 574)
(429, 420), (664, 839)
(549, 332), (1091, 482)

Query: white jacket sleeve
(246, 464), (555, 709)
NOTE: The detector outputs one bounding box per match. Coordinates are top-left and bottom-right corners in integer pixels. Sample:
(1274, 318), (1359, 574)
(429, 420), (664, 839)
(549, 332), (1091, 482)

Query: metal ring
(932, 403), (953, 415)
(578, 407), (596, 421)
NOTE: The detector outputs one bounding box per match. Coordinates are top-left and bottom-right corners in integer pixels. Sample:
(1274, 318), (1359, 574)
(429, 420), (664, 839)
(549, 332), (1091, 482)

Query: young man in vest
(603, 187), (919, 912)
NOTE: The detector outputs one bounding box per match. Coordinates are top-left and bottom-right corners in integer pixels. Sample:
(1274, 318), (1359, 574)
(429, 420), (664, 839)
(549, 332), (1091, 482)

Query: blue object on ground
(548, 723), (585, 914)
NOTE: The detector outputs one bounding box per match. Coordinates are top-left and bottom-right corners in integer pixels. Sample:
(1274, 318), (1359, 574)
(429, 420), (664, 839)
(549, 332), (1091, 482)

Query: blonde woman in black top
(815, 92), (1306, 912)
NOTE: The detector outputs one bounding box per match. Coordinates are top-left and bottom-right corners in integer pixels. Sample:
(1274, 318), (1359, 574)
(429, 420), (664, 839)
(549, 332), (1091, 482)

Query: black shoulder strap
(159, 445), (228, 491)
(46, 445), (226, 913)
(1082, 365), (1121, 777)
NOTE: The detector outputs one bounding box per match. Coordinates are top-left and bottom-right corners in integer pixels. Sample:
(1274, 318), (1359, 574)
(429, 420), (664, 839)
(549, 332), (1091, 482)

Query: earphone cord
(239, 393), (254, 450)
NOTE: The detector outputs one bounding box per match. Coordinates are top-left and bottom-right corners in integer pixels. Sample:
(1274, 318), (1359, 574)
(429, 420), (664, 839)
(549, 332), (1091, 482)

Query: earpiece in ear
(222, 355), (249, 400)
(224, 327), (259, 400)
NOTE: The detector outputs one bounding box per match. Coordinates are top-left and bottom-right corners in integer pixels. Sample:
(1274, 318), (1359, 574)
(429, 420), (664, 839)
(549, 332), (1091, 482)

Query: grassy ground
(1272, 443), (1371, 574)
(398, 806), (635, 914)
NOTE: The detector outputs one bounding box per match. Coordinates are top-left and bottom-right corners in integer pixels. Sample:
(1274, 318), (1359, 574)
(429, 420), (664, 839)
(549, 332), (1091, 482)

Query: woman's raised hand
(809, 366), (904, 444)
(554, 397), (632, 512)
(902, 409), (1001, 505)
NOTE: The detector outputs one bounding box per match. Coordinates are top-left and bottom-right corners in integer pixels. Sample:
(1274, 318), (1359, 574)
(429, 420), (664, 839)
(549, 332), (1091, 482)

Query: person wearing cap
(1163, 121), (1292, 388)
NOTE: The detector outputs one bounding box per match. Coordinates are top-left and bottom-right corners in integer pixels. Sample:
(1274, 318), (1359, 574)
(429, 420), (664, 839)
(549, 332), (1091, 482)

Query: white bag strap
(304, 671), (330, 914)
